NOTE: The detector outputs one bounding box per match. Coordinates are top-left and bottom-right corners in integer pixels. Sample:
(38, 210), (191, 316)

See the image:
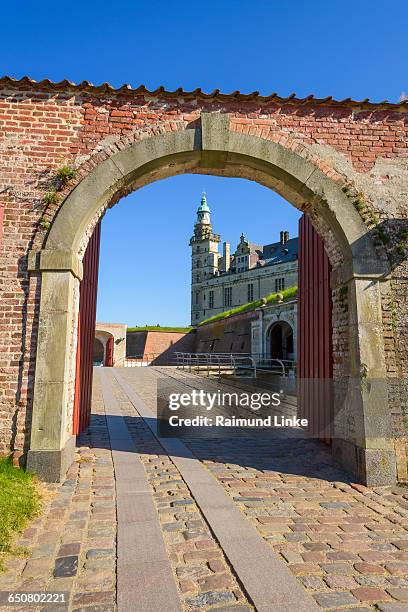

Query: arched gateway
(0, 78), (406, 486)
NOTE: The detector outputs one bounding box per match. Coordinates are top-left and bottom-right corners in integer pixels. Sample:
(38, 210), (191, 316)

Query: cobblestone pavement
(0, 374), (116, 612)
(2, 366), (408, 611)
(119, 367), (408, 611)
(111, 372), (252, 612)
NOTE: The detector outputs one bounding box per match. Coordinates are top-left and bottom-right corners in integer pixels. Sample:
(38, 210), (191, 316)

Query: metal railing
(174, 352), (258, 378)
(125, 351), (296, 379)
(174, 352), (297, 379)
(251, 355), (296, 377)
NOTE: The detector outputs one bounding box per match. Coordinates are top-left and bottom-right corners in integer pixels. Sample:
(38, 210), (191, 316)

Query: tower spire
(196, 191), (211, 225)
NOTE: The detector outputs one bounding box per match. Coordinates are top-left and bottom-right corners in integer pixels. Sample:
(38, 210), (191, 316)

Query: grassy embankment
(0, 457), (41, 571)
(199, 286), (298, 326)
(128, 287), (298, 331)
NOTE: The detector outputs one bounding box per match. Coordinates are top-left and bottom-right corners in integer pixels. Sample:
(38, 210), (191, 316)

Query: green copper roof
(197, 192), (210, 213)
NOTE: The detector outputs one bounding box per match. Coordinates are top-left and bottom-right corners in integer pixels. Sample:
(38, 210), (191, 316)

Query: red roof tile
(0, 75), (406, 109)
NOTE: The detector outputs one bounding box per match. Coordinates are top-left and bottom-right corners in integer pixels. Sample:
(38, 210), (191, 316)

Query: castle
(190, 193), (299, 325)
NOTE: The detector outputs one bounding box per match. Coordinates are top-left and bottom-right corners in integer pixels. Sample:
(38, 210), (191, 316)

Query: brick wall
(0, 78), (407, 457)
(126, 330), (196, 364)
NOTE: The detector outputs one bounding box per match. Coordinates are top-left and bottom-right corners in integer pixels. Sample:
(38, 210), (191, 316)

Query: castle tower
(190, 193), (221, 324)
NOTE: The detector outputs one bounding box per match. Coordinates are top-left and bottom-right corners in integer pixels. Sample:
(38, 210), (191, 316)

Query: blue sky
(2, 1), (407, 325)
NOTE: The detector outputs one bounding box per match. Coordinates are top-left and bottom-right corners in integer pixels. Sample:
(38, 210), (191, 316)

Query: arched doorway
(269, 321), (294, 361)
(93, 331), (115, 367)
(26, 115), (393, 485)
(93, 337), (104, 365)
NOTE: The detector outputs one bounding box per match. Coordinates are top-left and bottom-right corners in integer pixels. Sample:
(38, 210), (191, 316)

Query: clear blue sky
(2, 1), (407, 325)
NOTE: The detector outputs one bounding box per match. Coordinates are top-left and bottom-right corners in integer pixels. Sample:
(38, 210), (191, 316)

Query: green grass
(0, 457), (41, 570)
(127, 325), (193, 333)
(198, 286), (298, 326)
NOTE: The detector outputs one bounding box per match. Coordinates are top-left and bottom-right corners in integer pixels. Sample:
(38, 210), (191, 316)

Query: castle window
(275, 277), (285, 292)
(209, 290), (214, 309)
(195, 292), (199, 304)
(247, 283), (254, 301)
(224, 286), (232, 307)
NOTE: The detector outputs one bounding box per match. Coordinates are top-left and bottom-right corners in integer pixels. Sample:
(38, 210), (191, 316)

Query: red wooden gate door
(72, 222), (101, 435)
(298, 214), (333, 444)
(105, 336), (114, 367)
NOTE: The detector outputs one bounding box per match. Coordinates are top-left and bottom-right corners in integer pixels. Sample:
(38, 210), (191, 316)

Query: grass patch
(199, 286), (298, 326)
(127, 325), (193, 333)
(0, 457), (41, 571)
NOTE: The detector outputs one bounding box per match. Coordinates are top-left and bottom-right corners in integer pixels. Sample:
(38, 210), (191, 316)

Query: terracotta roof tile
(0, 75), (407, 109)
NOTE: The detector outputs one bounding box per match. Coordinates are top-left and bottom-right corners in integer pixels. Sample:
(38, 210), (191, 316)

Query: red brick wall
(126, 330), (196, 364)
(0, 79), (407, 456)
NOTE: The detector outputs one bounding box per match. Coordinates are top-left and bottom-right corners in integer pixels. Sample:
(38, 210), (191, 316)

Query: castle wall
(195, 310), (257, 354)
(192, 261), (298, 324)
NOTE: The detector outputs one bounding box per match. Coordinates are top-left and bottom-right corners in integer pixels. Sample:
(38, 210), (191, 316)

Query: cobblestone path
(0, 373), (116, 611)
(118, 367), (408, 611)
(0, 366), (407, 612)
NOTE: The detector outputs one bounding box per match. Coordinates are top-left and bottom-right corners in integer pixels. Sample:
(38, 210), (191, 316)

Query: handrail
(126, 352), (295, 377)
(174, 352), (259, 379)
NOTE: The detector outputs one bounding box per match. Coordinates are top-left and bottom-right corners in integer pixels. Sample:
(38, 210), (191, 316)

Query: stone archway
(93, 331), (114, 366)
(269, 321), (294, 361)
(26, 114), (393, 484)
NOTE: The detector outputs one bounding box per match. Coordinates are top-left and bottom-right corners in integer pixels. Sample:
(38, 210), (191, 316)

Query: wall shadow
(82, 412), (353, 485)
